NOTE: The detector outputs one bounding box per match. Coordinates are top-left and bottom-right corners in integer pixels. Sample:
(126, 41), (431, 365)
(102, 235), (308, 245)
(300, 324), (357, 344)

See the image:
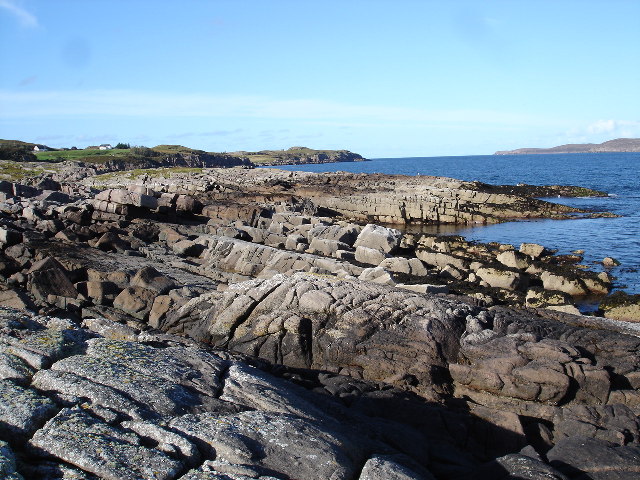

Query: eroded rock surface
(0, 169), (634, 478)
(0, 306), (582, 479)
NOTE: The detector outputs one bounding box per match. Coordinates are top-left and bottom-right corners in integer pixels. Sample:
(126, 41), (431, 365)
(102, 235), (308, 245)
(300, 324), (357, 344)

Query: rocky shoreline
(1, 165), (639, 479)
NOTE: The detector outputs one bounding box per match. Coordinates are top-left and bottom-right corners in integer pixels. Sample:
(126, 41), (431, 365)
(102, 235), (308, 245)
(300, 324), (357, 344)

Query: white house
(98, 144), (113, 150)
(33, 145), (49, 152)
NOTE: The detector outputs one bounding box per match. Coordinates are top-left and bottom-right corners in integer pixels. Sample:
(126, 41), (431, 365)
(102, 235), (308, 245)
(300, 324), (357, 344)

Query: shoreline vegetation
(2, 137), (640, 478)
(0, 140), (367, 173)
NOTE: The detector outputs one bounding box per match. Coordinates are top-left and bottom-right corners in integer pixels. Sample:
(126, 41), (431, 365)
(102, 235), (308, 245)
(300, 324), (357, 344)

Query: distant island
(495, 137), (640, 155)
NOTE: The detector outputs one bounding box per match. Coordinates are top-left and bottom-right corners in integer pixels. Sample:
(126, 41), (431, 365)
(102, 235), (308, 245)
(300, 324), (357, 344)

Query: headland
(495, 137), (640, 155)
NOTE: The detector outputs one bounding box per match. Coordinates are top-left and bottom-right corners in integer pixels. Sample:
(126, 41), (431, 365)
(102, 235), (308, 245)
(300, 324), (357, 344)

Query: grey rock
(112, 286), (156, 319)
(220, 362), (330, 422)
(30, 408), (182, 480)
(172, 239), (205, 257)
(0, 440), (24, 480)
(194, 274), (472, 398)
(170, 410), (362, 480)
(0, 351), (35, 382)
(359, 454), (435, 480)
(93, 231), (131, 252)
(353, 223), (402, 253)
(355, 246), (388, 265)
(547, 436), (640, 480)
(0, 379), (57, 441)
(75, 280), (121, 305)
(27, 256), (78, 301)
(130, 266), (177, 294)
(472, 453), (569, 480)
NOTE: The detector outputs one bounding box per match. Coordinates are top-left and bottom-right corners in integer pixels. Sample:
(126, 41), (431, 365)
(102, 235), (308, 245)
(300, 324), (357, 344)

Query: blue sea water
(264, 153), (640, 294)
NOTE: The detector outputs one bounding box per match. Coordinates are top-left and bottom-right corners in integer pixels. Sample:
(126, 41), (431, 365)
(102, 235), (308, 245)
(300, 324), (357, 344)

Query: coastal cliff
(495, 137), (640, 155)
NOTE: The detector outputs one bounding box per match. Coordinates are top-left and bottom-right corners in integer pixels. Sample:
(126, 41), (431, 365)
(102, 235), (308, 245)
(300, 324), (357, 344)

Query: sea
(263, 152), (640, 295)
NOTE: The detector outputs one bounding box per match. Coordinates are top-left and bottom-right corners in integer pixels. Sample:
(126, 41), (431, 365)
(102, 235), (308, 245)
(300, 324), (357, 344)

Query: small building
(98, 144), (113, 150)
(33, 145), (49, 152)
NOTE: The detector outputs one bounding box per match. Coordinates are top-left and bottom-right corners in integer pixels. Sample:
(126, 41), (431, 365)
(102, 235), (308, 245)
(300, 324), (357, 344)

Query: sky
(1, 0), (639, 158)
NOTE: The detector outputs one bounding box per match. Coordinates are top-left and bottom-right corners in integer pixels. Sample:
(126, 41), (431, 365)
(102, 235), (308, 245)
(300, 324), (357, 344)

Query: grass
(152, 145), (204, 155)
(95, 167), (204, 182)
(0, 161), (47, 181)
(34, 148), (132, 163)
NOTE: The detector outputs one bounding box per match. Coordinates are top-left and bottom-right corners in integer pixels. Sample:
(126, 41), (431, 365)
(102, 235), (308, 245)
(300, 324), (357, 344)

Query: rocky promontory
(0, 164), (638, 479)
(495, 137), (640, 155)
(229, 146), (367, 166)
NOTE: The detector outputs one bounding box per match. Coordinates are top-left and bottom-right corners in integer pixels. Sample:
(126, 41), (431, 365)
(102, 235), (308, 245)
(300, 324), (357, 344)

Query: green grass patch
(151, 145), (204, 155)
(0, 161), (47, 181)
(95, 167), (204, 182)
(34, 148), (133, 163)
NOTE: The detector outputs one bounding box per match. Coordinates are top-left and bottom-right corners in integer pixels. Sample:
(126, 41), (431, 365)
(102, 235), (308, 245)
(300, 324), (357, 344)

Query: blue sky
(1, 0), (639, 157)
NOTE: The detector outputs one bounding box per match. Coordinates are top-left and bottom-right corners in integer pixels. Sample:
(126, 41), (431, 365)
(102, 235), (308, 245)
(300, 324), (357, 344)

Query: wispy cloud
(564, 119), (640, 143)
(0, 89), (550, 128)
(0, 0), (38, 27)
(585, 119), (640, 137)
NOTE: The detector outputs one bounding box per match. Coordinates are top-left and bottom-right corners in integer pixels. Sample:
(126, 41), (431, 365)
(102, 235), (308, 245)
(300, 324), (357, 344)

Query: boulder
(520, 243), (548, 259)
(172, 239), (205, 257)
(476, 267), (527, 291)
(75, 281), (121, 305)
(355, 246), (388, 265)
(93, 232), (131, 253)
(112, 286), (157, 319)
(307, 224), (361, 245)
(87, 269), (130, 288)
(353, 224), (402, 253)
(600, 292), (640, 322)
(308, 237), (350, 257)
(0, 288), (35, 310)
(359, 267), (395, 285)
(379, 257), (428, 276)
(415, 250), (469, 271)
(26, 257), (78, 301)
(496, 250), (532, 270)
(398, 283), (449, 294)
(602, 256), (621, 267)
(0, 227), (22, 248)
(540, 271), (588, 296)
(176, 194), (196, 212)
(169, 410), (361, 480)
(130, 266), (176, 294)
(525, 288), (574, 309)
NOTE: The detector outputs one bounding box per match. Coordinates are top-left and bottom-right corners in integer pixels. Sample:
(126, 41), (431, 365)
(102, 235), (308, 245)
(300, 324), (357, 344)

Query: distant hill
(495, 138), (640, 155)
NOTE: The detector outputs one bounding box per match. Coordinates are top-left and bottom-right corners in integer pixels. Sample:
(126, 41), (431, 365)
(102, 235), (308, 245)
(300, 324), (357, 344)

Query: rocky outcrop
(0, 306), (596, 480)
(0, 167), (636, 478)
(162, 273), (474, 398)
(84, 168), (605, 226)
(232, 146), (368, 165)
(600, 292), (640, 322)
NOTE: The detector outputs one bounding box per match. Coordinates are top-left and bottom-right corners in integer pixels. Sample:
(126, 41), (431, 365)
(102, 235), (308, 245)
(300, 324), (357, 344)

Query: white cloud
(586, 119), (640, 137)
(0, 89), (551, 128)
(0, 0), (38, 28)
